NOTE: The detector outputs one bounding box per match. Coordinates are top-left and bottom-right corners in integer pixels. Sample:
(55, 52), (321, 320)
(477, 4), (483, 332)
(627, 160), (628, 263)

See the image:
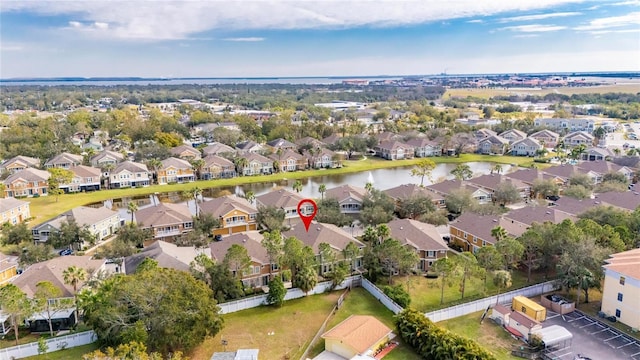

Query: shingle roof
(468, 174), (529, 191)
(267, 138), (297, 149)
(384, 184), (434, 200)
(12, 256), (106, 297)
(209, 231), (269, 264)
(243, 152), (271, 163)
(4, 168), (51, 183)
(161, 157), (193, 170)
(124, 240), (210, 274)
(283, 222), (364, 253)
(70, 165), (101, 178)
(503, 206), (577, 226)
(387, 219), (448, 251)
(576, 160), (624, 174)
(256, 188), (304, 209)
(200, 195), (257, 218)
(511, 137), (541, 148)
(594, 191), (640, 211)
(451, 212), (528, 245)
(375, 140), (413, 151)
(135, 202), (192, 227)
(604, 249), (640, 280)
(268, 149), (304, 161)
(170, 145), (200, 156)
(405, 137), (441, 148)
(564, 131), (594, 140)
(321, 315), (392, 354)
(509, 310), (541, 329)
(426, 179), (485, 197)
(479, 135), (509, 146)
(202, 143), (236, 156)
(325, 185), (367, 203)
(203, 154), (234, 168)
(90, 150), (124, 163)
(0, 198), (29, 212)
(499, 129), (527, 139)
(295, 136), (324, 148)
(113, 160), (148, 174)
(63, 206), (119, 227)
(44, 152), (83, 167)
(0, 155), (40, 169)
(529, 129), (560, 140)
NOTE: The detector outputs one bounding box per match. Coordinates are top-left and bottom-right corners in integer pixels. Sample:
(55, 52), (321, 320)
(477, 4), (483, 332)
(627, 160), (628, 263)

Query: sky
(1, 0), (639, 78)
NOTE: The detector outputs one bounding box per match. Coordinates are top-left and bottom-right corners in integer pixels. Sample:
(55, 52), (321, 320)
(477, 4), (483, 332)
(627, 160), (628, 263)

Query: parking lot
(544, 310), (640, 360)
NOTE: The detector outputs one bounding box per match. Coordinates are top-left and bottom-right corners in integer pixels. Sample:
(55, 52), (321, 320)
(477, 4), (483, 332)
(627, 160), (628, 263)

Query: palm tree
(190, 158), (205, 180)
(146, 158), (163, 184)
(365, 182), (374, 193)
(491, 226), (508, 242)
(244, 190), (255, 205)
(63, 266), (87, 324)
(318, 184), (327, 200)
(491, 164), (503, 175)
(234, 157), (249, 176)
(127, 201), (138, 223)
(292, 180), (303, 193)
(493, 270), (512, 304)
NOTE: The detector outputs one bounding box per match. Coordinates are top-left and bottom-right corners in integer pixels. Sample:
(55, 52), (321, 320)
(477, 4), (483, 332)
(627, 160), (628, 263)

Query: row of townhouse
(475, 128), (596, 156)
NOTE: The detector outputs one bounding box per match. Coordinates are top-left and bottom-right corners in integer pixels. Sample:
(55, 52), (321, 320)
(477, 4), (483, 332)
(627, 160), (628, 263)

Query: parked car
(546, 195), (560, 201)
(59, 249), (72, 256)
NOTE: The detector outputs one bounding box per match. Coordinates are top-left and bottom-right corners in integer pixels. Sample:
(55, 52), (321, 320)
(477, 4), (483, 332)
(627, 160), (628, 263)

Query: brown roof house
(266, 138), (297, 152)
(200, 195), (258, 236)
(3, 168), (50, 198)
(0, 155), (40, 174)
(502, 206), (577, 228)
(108, 160), (151, 189)
(209, 231), (273, 289)
(477, 135), (509, 155)
(405, 137), (442, 157)
(44, 152), (83, 169)
(467, 174), (531, 202)
(239, 152), (273, 176)
(124, 240), (210, 274)
(268, 149), (306, 172)
(135, 202), (193, 240)
(60, 165), (102, 193)
(321, 315), (393, 359)
(201, 155), (236, 180)
(387, 219), (449, 271)
(426, 179), (493, 207)
(157, 157), (195, 184)
(577, 160), (634, 184)
(325, 184), (368, 214)
(373, 140), (415, 160)
(563, 131), (594, 147)
(169, 144), (202, 160)
(385, 183), (444, 209)
(201, 142), (236, 157)
(449, 212), (528, 253)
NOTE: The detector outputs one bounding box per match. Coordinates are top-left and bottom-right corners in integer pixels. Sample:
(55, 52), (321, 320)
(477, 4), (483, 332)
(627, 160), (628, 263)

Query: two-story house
(157, 157), (196, 184)
(307, 148), (342, 169)
(200, 195), (258, 236)
(0, 253), (17, 286)
(510, 137), (542, 157)
(534, 118), (594, 133)
(0, 198), (30, 225)
(499, 129), (527, 144)
(135, 202), (193, 240)
(528, 129), (560, 148)
(387, 218), (449, 271)
(267, 138), (298, 152)
(170, 144), (202, 160)
(325, 184), (368, 214)
(581, 147), (614, 162)
(374, 140), (415, 160)
(236, 140), (265, 154)
(124, 240), (211, 274)
(577, 161), (634, 184)
(449, 212), (528, 253)
(241, 152), (273, 176)
(269, 150), (306, 172)
(209, 231), (273, 288)
(202, 142), (237, 157)
(405, 137), (442, 157)
(477, 135), (509, 155)
(256, 189), (314, 222)
(3, 168), (51, 198)
(44, 152), (83, 169)
(563, 131), (594, 147)
(32, 205), (121, 246)
(601, 249), (640, 330)
(60, 165), (102, 193)
(109, 161), (151, 188)
(90, 150), (125, 169)
(384, 183), (444, 210)
(426, 179), (493, 206)
(0, 156), (40, 175)
(201, 155), (236, 179)
(467, 174), (531, 202)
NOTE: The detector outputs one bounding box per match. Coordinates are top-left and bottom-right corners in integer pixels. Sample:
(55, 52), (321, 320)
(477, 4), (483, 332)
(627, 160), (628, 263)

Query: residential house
(373, 131), (398, 144)
(240, 152), (273, 176)
(90, 150), (124, 169)
(3, 168), (50, 198)
(491, 304), (542, 342)
(295, 136), (325, 149)
(267, 138), (297, 152)
(426, 179), (493, 206)
(209, 231), (272, 288)
(563, 131), (594, 147)
(499, 129), (527, 144)
(467, 174), (531, 202)
(581, 147), (614, 162)
(44, 152), (83, 169)
(541, 164), (585, 184)
(406, 137), (442, 157)
(325, 184), (368, 214)
(200, 195), (258, 236)
(534, 118), (595, 133)
(32, 206), (121, 245)
(109, 161), (151, 188)
(0, 156), (40, 174)
(157, 157), (196, 184)
(124, 240), (210, 274)
(593, 191), (640, 212)
(321, 315), (393, 360)
(269, 149), (306, 172)
(135, 202), (193, 240)
(0, 198), (30, 225)
(601, 248), (640, 329)
(307, 148), (341, 169)
(477, 135), (509, 155)
(505, 168), (567, 192)
(549, 196), (603, 217)
(202, 142), (236, 157)
(12, 256), (107, 297)
(201, 155), (236, 179)
(510, 137), (542, 157)
(502, 206), (577, 228)
(321, 134), (342, 147)
(284, 222), (365, 275)
(449, 212), (528, 252)
(60, 165), (102, 193)
(373, 140), (415, 160)
(387, 219), (449, 271)
(529, 129), (560, 148)
(0, 253), (17, 286)
(384, 183), (444, 209)
(577, 161), (634, 183)
(255, 189), (314, 221)
(475, 128), (497, 139)
(236, 140), (264, 154)
(170, 144), (202, 160)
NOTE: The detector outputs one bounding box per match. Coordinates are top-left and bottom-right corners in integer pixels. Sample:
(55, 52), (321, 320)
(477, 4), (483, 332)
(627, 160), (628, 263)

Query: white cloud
(612, 0), (640, 6)
(467, 19), (484, 23)
(67, 20), (110, 31)
(500, 24), (567, 32)
(1, 0), (586, 40)
(499, 12), (581, 22)
(223, 37), (265, 42)
(574, 12), (640, 31)
(0, 45), (24, 51)
(513, 34), (540, 38)
(588, 28), (640, 34)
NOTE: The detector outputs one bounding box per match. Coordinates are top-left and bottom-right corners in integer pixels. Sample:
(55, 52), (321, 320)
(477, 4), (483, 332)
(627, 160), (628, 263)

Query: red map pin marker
(297, 198), (318, 232)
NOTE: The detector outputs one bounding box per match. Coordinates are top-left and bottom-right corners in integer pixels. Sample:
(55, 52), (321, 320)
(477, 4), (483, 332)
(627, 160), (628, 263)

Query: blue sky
(1, 0), (639, 78)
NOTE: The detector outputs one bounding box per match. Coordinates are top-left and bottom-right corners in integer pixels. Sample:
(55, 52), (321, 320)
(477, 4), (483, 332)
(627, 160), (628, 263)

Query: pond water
(98, 162), (515, 218)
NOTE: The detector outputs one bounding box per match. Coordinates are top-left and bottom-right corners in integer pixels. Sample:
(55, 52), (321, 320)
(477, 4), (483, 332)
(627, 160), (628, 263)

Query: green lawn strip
(19, 343), (100, 360)
(308, 288), (421, 360)
(437, 311), (520, 360)
(400, 270), (543, 312)
(190, 292), (340, 360)
(25, 154), (533, 225)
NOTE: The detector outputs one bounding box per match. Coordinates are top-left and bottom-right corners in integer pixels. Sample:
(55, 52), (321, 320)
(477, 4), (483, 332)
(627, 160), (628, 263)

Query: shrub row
(381, 284), (411, 308)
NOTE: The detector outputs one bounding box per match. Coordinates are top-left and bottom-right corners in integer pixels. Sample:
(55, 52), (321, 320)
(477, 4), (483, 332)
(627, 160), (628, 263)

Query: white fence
(0, 330), (97, 360)
(361, 278), (404, 314)
(425, 280), (559, 322)
(218, 275), (359, 314)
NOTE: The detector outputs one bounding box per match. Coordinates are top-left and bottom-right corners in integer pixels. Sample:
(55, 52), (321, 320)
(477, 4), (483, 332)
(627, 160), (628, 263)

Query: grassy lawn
(437, 311), (520, 360)
(20, 343), (100, 360)
(398, 270), (545, 312)
(444, 84), (640, 99)
(307, 288), (421, 360)
(190, 292), (340, 360)
(25, 154), (534, 224)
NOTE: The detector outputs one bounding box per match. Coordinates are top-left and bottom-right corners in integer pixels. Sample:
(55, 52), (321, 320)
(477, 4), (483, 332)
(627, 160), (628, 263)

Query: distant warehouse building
(533, 118), (594, 133)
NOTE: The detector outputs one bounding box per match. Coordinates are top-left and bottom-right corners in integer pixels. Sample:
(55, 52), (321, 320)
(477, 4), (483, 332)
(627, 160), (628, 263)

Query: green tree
(371, 238), (419, 284)
(432, 257), (457, 305)
(292, 180), (303, 193)
(318, 183), (327, 200)
(47, 168), (73, 202)
(517, 230), (544, 283)
(295, 265), (318, 295)
(475, 245), (503, 290)
(454, 252), (480, 300)
(315, 198), (351, 227)
(1, 223), (31, 245)
(445, 188), (476, 214)
(360, 189), (395, 225)
(450, 164), (473, 180)
(261, 230), (283, 279)
(396, 194), (436, 219)
(117, 223), (151, 248)
(63, 265), (87, 324)
(564, 184), (591, 199)
(493, 270), (513, 303)
(34, 281), (72, 336)
(256, 205), (286, 232)
(19, 242), (55, 266)
(491, 164), (503, 175)
(495, 236), (524, 271)
(0, 284), (32, 345)
(557, 236), (609, 304)
(244, 190), (256, 205)
(532, 179), (559, 199)
(37, 337), (49, 356)
(490, 226), (508, 242)
(127, 201), (138, 223)
(49, 218), (96, 250)
(569, 172), (594, 190)
(224, 244), (252, 279)
(266, 276), (286, 307)
(411, 158), (436, 186)
(82, 267), (223, 354)
(493, 182), (521, 206)
(318, 242), (337, 276)
(343, 241), (361, 275)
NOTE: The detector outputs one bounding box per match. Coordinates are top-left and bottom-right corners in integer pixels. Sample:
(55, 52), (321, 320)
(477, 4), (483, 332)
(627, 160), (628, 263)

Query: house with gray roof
(296, 136), (325, 149)
(325, 184), (367, 213)
(563, 131), (594, 147)
(577, 160), (634, 183)
(0, 155), (40, 174)
(510, 137), (542, 156)
(477, 135), (509, 155)
(405, 137), (442, 157)
(202, 142), (236, 157)
(158, 157), (195, 184)
(467, 174), (531, 201)
(385, 183), (444, 209)
(124, 240), (210, 274)
(306, 147), (341, 169)
(170, 144), (202, 160)
(499, 129), (527, 144)
(594, 191), (640, 212)
(3, 168), (51, 198)
(90, 150), (125, 169)
(373, 140), (415, 160)
(44, 152), (83, 169)
(529, 129), (560, 148)
(475, 128), (497, 139)
(236, 140), (264, 154)
(268, 149), (306, 172)
(503, 206), (577, 228)
(201, 155), (236, 179)
(31, 206), (120, 246)
(534, 118), (594, 133)
(255, 188), (313, 220)
(387, 219), (449, 271)
(581, 147), (614, 162)
(135, 203), (193, 240)
(109, 160), (150, 188)
(449, 212), (528, 253)
(61, 165), (102, 193)
(0, 198), (30, 226)
(240, 152), (273, 176)
(267, 138), (297, 152)
(426, 179), (493, 206)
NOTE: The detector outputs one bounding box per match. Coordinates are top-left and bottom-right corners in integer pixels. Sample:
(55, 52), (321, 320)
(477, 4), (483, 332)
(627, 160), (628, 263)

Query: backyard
(20, 343), (100, 360)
